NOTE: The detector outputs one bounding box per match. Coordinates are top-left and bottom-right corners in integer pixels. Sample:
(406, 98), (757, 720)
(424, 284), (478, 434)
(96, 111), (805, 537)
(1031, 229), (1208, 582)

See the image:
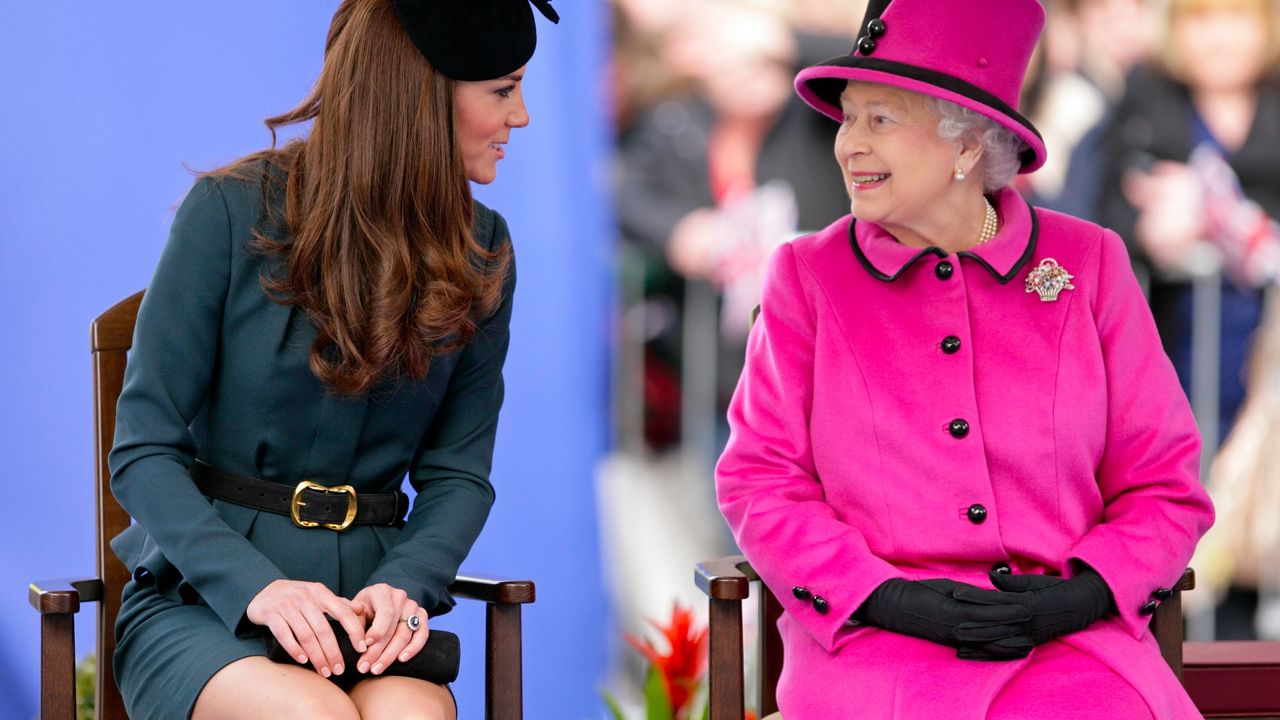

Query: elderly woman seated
(714, 1), (1215, 718)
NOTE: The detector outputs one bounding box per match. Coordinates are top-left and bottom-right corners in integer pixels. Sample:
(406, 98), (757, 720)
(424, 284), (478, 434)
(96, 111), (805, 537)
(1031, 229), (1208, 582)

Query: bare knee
(350, 675), (456, 720)
(194, 657), (359, 720)
(286, 691), (361, 720)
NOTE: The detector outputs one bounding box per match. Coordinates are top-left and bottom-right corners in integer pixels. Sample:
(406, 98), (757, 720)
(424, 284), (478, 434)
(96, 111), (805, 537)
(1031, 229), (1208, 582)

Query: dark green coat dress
(108, 171), (514, 719)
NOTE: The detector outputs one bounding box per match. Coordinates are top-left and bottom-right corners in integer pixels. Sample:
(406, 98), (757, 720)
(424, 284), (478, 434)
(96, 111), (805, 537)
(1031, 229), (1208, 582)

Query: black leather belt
(191, 460), (408, 532)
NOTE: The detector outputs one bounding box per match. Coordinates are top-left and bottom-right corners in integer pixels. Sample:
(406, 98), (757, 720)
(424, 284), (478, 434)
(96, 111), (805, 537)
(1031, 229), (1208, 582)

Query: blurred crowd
(604, 0), (1280, 659)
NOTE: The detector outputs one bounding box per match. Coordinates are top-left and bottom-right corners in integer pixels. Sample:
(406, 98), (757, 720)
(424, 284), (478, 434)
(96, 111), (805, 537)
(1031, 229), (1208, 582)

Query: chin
(848, 202), (884, 225)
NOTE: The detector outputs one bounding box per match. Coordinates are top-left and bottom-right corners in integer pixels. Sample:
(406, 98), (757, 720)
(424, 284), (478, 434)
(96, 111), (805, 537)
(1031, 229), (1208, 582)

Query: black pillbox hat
(391, 0), (560, 81)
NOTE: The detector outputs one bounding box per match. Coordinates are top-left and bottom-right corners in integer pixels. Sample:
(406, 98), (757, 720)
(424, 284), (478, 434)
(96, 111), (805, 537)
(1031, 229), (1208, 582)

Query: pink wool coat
(716, 188), (1215, 719)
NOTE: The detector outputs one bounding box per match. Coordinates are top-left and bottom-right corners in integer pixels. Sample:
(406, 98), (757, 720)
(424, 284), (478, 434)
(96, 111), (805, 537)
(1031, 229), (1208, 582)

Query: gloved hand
(986, 568), (1115, 645)
(853, 578), (1034, 661)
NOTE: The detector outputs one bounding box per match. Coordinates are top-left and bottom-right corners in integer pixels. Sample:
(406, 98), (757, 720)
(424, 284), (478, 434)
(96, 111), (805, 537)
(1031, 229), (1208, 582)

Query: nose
(835, 124), (869, 162)
(508, 96), (530, 129)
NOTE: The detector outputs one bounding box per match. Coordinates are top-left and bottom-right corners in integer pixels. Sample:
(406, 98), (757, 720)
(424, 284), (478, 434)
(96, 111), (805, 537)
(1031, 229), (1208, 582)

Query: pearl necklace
(978, 196), (999, 244)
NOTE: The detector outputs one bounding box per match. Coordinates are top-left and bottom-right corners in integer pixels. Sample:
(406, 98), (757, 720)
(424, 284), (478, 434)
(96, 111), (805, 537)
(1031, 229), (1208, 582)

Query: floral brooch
(1025, 258), (1075, 302)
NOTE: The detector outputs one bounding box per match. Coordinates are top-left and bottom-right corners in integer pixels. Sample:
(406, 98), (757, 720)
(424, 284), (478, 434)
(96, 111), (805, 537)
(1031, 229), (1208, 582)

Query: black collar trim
(848, 206), (1040, 285)
(850, 230), (944, 281)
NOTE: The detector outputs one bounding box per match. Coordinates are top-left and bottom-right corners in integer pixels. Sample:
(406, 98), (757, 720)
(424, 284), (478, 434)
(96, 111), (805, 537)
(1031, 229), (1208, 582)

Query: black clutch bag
(262, 617), (460, 689)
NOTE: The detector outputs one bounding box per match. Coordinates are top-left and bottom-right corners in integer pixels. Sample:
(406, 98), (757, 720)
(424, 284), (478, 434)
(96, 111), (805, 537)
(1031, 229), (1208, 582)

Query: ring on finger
(401, 614), (421, 632)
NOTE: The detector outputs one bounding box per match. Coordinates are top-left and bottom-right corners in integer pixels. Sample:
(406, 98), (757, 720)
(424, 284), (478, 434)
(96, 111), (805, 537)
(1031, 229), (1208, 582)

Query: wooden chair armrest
(449, 573), (535, 605)
(28, 577), (103, 615)
(1174, 567), (1195, 592)
(31, 577), (101, 719)
(695, 555), (754, 601)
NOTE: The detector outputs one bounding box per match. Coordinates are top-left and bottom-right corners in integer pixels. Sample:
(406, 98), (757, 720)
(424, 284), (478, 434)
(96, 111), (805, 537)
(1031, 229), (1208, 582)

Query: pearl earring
(954, 167), (966, 182)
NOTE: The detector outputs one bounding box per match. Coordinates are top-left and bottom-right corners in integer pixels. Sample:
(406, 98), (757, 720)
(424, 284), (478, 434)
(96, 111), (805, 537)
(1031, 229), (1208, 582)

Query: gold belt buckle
(291, 480), (358, 531)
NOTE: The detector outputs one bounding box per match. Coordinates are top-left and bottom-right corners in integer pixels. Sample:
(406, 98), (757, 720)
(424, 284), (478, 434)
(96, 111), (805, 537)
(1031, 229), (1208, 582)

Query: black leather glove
(853, 578), (1034, 661)
(986, 568), (1115, 645)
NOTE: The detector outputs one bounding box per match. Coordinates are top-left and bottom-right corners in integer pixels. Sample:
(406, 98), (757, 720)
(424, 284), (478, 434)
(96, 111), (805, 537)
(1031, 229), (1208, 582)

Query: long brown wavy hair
(206, 0), (510, 395)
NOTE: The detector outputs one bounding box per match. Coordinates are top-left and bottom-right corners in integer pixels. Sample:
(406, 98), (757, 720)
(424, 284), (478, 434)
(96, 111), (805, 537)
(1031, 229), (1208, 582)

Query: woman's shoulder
(1032, 205), (1114, 263)
(177, 159), (284, 239)
(788, 214), (854, 264)
(755, 216), (854, 304)
(471, 200), (512, 253)
(1033, 205), (1106, 239)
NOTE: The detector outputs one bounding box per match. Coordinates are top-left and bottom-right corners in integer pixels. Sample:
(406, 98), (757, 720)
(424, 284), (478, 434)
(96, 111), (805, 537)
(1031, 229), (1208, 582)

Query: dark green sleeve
(109, 178), (287, 633)
(364, 211), (515, 614)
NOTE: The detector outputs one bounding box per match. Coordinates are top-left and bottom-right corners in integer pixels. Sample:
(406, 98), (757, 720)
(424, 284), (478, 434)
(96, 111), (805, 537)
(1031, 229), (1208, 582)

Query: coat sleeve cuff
(776, 561), (903, 654)
(1068, 530), (1181, 640)
(205, 561), (289, 637)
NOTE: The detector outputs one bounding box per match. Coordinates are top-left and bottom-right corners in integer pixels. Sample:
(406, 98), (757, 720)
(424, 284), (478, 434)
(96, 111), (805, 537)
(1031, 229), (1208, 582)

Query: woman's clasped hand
(352, 583), (431, 675)
(245, 580), (429, 679)
(855, 570), (1115, 661)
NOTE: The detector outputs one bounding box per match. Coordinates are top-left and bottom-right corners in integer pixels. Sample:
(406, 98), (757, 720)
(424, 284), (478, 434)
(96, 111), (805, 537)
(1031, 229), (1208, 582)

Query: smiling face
(836, 82), (981, 246)
(452, 66), (530, 184)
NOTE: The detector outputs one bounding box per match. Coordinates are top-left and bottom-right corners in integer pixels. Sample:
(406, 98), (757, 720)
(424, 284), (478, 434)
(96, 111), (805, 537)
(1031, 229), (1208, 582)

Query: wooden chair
(697, 557), (1280, 719)
(28, 290), (535, 720)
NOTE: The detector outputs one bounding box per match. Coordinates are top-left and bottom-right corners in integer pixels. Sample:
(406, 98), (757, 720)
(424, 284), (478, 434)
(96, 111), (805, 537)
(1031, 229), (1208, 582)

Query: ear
(955, 128), (986, 178)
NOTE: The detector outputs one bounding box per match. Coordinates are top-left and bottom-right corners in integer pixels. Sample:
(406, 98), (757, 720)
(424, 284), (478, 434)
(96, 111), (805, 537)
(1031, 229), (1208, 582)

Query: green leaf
(75, 654), (96, 720)
(600, 689), (628, 720)
(644, 668), (674, 720)
(697, 699), (710, 720)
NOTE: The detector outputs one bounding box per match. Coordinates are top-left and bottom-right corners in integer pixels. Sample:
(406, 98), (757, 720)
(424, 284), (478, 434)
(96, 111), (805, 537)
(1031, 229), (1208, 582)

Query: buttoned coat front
(716, 188), (1215, 719)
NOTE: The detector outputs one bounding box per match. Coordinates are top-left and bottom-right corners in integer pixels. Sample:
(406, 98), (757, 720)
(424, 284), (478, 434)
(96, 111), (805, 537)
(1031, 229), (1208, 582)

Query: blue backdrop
(0, 2), (613, 717)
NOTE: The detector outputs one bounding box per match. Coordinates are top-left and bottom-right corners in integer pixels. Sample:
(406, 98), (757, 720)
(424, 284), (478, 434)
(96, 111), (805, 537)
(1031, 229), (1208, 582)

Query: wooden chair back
(90, 290), (143, 720)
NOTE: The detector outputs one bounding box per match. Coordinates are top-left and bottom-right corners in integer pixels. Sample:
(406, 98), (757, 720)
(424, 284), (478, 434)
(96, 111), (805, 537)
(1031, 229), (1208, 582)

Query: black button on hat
(942, 336), (961, 354)
(991, 561), (1011, 574)
(867, 18), (887, 38)
(391, 0), (560, 81)
(792, 586), (812, 601)
(812, 595), (830, 614)
(1153, 588), (1173, 601)
(967, 503), (988, 524)
(1140, 600), (1158, 616)
(857, 36), (878, 55)
(949, 418), (970, 438)
(935, 261), (954, 280)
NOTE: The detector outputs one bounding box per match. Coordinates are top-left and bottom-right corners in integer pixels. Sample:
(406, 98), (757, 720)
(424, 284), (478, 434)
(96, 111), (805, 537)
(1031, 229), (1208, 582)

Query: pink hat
(795, 0), (1047, 173)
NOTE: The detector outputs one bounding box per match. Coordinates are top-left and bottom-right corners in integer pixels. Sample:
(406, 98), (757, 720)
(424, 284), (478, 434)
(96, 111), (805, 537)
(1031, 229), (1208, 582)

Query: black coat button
(949, 418), (970, 438)
(792, 586), (812, 601)
(991, 562), (1011, 574)
(967, 504), (988, 524)
(812, 595), (830, 614)
(942, 336), (961, 354)
(1152, 588), (1173, 601)
(867, 18), (887, 38)
(133, 566), (153, 584)
(1140, 600), (1159, 616)
(857, 36), (877, 55)
(935, 261), (954, 280)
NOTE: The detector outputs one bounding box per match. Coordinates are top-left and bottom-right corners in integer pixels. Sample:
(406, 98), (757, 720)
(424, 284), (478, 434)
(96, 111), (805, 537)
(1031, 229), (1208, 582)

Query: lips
(851, 173), (890, 185)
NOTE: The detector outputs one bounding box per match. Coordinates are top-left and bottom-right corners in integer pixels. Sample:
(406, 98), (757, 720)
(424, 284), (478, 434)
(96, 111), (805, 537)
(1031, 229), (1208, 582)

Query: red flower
(625, 604), (709, 717)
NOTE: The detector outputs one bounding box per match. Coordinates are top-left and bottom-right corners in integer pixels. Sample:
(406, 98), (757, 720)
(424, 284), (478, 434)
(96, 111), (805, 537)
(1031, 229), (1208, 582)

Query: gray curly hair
(924, 96), (1025, 193)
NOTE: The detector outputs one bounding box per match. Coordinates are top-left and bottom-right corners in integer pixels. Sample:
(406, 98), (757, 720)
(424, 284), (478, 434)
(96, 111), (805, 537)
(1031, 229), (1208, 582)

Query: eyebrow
(501, 73), (524, 83)
(840, 98), (904, 112)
